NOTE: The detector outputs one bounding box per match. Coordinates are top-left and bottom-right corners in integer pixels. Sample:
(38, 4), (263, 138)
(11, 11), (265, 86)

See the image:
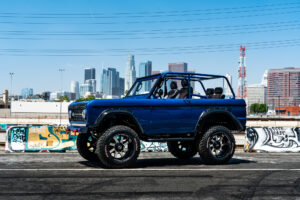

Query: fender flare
(195, 109), (244, 133)
(93, 109), (145, 135)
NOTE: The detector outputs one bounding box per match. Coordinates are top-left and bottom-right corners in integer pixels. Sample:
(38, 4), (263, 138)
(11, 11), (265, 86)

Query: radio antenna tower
(237, 46), (247, 99)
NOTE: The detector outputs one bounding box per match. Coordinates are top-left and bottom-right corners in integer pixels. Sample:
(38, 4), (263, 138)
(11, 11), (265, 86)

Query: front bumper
(67, 125), (88, 134)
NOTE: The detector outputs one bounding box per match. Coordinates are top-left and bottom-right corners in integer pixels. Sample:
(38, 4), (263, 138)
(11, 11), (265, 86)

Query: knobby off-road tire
(76, 133), (99, 162)
(198, 126), (235, 165)
(96, 125), (140, 168)
(167, 141), (197, 159)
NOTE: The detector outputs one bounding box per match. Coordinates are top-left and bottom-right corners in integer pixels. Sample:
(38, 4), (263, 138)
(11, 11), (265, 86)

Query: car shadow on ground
(79, 157), (255, 169)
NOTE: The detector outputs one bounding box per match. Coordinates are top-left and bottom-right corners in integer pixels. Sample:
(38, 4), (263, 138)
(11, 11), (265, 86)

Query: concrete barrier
(245, 127), (300, 152)
(3, 124), (246, 153)
(5, 126), (78, 152)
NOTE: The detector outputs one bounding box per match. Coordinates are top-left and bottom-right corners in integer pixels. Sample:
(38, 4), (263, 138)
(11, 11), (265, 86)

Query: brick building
(275, 106), (300, 116)
(267, 68), (300, 109)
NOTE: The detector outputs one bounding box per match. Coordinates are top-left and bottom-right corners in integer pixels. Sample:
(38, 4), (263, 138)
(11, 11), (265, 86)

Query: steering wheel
(154, 89), (163, 99)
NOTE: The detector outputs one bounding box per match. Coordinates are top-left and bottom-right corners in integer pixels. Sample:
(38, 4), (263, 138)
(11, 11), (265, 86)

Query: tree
(250, 103), (268, 114)
(59, 95), (69, 102)
(258, 104), (268, 114)
(75, 95), (96, 102)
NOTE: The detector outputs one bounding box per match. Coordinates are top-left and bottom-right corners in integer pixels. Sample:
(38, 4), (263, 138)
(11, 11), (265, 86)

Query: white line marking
(0, 168), (300, 171)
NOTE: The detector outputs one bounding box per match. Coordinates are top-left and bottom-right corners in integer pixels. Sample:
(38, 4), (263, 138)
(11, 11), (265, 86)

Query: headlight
(82, 109), (87, 119)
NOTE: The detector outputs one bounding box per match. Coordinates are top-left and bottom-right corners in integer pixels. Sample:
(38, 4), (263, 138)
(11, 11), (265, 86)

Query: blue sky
(1, 0), (300, 94)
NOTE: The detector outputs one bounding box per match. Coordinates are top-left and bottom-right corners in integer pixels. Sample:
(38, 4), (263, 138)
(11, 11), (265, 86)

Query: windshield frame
(125, 74), (161, 98)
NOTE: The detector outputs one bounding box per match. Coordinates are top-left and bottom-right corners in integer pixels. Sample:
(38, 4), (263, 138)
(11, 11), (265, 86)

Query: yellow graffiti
(27, 126), (76, 150)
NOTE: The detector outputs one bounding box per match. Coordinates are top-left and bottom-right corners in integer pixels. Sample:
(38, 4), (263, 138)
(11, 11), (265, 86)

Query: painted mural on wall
(245, 127), (300, 152)
(0, 124), (8, 131)
(5, 125), (169, 152)
(5, 126), (78, 152)
(141, 142), (168, 152)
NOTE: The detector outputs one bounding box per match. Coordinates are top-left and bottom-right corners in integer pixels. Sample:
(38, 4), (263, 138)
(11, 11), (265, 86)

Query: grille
(69, 104), (86, 122)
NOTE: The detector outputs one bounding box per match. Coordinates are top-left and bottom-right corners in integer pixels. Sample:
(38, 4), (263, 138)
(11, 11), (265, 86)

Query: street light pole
(9, 72), (14, 100)
(59, 68), (65, 125)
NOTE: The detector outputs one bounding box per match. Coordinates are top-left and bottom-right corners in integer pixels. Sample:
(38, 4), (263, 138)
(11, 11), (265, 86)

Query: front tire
(96, 125), (140, 168)
(198, 126), (235, 165)
(77, 132), (99, 162)
(167, 141), (197, 159)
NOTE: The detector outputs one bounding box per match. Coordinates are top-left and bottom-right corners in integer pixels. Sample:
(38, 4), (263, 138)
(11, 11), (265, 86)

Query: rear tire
(77, 133), (99, 162)
(96, 125), (140, 168)
(198, 126), (235, 165)
(167, 141), (197, 159)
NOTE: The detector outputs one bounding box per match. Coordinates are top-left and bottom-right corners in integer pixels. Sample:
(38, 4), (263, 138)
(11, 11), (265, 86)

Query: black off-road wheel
(96, 125), (140, 168)
(198, 126), (235, 165)
(76, 132), (99, 162)
(167, 141), (197, 159)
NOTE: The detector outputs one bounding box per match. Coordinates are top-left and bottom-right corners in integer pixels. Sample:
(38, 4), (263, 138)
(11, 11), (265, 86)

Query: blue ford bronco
(68, 72), (246, 168)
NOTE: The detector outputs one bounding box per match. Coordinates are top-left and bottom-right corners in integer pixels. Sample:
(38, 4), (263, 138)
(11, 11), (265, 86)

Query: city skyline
(1, 0), (300, 94)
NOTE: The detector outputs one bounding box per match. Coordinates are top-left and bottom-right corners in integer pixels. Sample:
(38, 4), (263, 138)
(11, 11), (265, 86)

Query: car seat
(213, 87), (225, 99)
(167, 81), (179, 99)
(206, 88), (214, 99)
(179, 79), (193, 99)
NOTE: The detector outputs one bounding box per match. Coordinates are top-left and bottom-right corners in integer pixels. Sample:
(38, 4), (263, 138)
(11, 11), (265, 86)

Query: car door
(147, 98), (194, 135)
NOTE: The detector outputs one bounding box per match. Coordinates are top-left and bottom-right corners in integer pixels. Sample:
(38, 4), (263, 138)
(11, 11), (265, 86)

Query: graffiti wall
(5, 125), (169, 153)
(0, 124), (8, 132)
(245, 127), (300, 152)
(141, 142), (168, 152)
(5, 126), (78, 152)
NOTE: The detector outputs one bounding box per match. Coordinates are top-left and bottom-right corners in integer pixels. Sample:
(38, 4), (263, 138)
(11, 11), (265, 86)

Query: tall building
(224, 74), (233, 96)
(79, 83), (92, 98)
(267, 68), (300, 109)
(237, 46), (247, 99)
(261, 70), (268, 87)
(246, 84), (267, 108)
(152, 70), (161, 75)
(139, 61), (152, 92)
(86, 79), (97, 93)
(119, 78), (125, 96)
(21, 88), (33, 99)
(70, 81), (80, 99)
(168, 62), (188, 73)
(101, 67), (123, 97)
(125, 55), (136, 92)
(168, 62), (188, 88)
(84, 68), (96, 82)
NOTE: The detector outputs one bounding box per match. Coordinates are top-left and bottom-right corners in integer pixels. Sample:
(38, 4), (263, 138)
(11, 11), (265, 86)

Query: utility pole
(9, 72), (14, 101)
(59, 68), (65, 125)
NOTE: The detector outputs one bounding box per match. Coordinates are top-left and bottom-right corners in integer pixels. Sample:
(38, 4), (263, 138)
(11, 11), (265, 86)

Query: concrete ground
(0, 152), (300, 200)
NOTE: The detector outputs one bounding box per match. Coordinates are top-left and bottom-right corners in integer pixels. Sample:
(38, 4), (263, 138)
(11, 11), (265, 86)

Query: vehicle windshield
(127, 77), (159, 97)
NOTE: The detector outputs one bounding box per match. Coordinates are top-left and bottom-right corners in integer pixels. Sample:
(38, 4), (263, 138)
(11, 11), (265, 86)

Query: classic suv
(68, 72), (246, 168)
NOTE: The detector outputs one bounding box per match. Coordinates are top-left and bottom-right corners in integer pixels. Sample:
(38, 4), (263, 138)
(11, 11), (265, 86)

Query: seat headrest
(215, 87), (223, 94)
(181, 78), (188, 87)
(206, 88), (214, 95)
(170, 81), (178, 90)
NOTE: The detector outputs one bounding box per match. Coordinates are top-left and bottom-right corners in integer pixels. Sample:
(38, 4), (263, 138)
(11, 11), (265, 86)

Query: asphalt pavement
(0, 152), (300, 200)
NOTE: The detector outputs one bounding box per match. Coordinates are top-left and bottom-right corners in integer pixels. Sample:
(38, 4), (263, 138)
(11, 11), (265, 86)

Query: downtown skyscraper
(84, 68), (96, 82)
(139, 61), (152, 92)
(84, 67), (96, 93)
(101, 67), (124, 97)
(125, 55), (136, 92)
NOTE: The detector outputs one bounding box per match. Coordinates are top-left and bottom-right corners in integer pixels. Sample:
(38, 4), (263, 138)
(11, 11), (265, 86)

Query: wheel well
(96, 113), (144, 139)
(196, 113), (241, 135)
